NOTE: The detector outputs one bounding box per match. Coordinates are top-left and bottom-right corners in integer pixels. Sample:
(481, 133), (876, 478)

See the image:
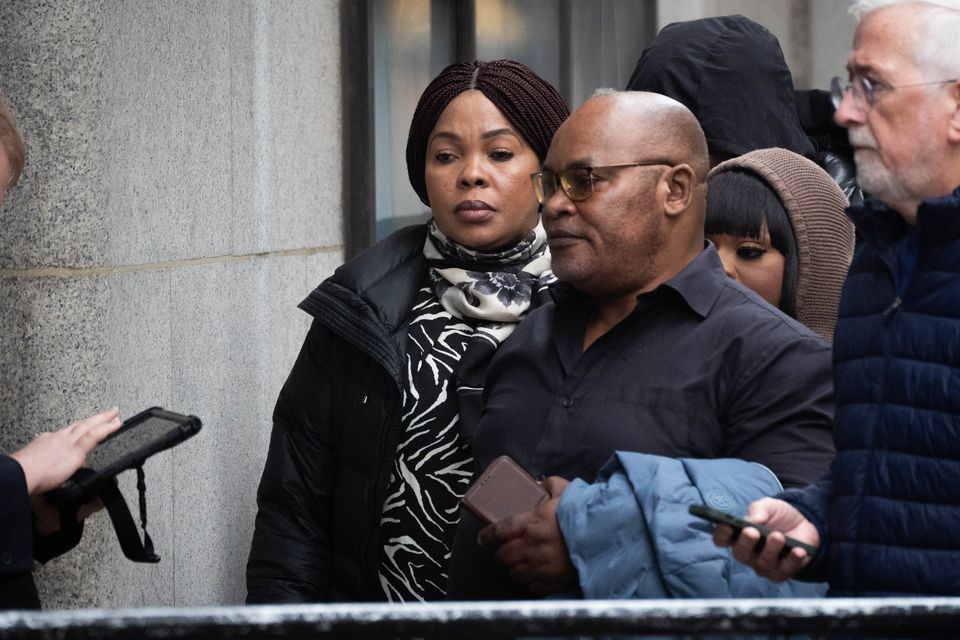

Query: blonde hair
(0, 93), (24, 188)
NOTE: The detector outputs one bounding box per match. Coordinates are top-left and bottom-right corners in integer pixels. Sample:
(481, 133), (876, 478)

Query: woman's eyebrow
(481, 128), (518, 140)
(429, 131), (461, 144)
(430, 128), (518, 145)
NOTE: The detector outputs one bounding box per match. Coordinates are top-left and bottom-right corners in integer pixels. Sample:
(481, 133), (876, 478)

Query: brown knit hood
(709, 148), (854, 341)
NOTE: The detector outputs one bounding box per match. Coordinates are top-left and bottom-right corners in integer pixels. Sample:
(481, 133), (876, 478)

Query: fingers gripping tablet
(48, 407), (202, 508)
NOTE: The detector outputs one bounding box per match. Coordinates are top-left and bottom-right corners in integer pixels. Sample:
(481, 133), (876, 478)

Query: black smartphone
(689, 503), (818, 558)
(461, 455), (548, 525)
(47, 407), (202, 507)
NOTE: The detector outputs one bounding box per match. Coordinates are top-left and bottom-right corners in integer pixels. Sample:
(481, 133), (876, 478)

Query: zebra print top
(377, 285), (497, 602)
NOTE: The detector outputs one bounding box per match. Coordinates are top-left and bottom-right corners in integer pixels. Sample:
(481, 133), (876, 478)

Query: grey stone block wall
(0, 0), (342, 607)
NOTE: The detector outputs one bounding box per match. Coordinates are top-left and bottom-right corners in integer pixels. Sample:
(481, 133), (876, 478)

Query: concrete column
(0, 0), (342, 607)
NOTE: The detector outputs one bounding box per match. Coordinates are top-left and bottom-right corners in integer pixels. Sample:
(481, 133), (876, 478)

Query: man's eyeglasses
(831, 75), (958, 111)
(530, 161), (676, 204)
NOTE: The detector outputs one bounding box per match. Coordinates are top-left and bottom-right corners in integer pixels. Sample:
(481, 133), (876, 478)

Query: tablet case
(48, 407), (202, 507)
(46, 407), (202, 563)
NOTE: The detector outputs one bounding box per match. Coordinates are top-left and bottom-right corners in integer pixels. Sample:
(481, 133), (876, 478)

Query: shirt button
(561, 398), (574, 408)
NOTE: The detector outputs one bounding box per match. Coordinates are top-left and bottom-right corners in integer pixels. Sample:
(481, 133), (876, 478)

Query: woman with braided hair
(246, 60), (568, 603)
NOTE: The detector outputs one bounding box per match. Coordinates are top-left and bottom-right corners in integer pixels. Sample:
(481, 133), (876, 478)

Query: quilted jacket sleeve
(557, 452), (827, 599)
(777, 474), (833, 583)
(246, 320), (337, 603)
(555, 464), (667, 599)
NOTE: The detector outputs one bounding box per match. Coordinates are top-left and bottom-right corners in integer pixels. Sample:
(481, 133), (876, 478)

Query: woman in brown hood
(706, 148), (854, 341)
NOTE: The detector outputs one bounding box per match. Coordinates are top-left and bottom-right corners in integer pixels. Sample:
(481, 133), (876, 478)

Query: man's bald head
(563, 90), (709, 183)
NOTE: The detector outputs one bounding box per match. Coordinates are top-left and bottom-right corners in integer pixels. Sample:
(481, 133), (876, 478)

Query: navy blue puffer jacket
(783, 187), (960, 596)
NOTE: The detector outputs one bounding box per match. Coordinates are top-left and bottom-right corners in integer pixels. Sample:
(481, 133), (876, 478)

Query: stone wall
(0, 0), (342, 607)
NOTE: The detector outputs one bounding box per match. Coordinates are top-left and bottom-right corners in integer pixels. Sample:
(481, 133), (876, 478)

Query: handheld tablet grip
(45, 407), (202, 563)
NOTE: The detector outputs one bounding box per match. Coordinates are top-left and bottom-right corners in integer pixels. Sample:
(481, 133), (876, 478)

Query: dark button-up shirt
(447, 244), (835, 599)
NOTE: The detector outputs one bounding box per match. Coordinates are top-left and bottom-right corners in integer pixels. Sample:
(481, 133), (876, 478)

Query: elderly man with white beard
(714, 0), (960, 597)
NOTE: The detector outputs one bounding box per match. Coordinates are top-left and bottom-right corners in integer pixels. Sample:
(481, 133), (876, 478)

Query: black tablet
(48, 407), (202, 507)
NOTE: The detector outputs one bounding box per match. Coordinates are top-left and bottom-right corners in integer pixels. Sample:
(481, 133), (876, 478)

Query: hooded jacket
(627, 15), (862, 204)
(709, 148), (854, 341)
(627, 15), (815, 162)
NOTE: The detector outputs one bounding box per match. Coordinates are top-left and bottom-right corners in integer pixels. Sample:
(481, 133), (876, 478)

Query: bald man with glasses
(445, 90), (835, 600)
(716, 0), (960, 599)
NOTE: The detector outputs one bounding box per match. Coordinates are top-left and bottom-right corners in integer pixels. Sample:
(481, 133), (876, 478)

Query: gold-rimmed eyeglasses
(830, 74), (958, 111)
(530, 161), (677, 204)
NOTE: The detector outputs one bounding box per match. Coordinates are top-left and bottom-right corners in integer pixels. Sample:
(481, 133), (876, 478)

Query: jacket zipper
(882, 296), (902, 316)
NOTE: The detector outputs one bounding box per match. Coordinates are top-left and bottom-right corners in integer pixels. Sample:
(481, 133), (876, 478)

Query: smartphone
(689, 503), (818, 558)
(461, 456), (548, 525)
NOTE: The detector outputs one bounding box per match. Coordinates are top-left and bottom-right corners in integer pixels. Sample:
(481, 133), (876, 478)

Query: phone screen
(85, 416), (184, 472)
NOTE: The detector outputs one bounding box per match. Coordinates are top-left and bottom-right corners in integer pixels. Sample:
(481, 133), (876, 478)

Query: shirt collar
(849, 185), (960, 248)
(550, 243), (727, 319)
(659, 242), (727, 319)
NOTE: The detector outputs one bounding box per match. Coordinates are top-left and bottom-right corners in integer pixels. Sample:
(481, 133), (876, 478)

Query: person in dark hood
(627, 15), (861, 203)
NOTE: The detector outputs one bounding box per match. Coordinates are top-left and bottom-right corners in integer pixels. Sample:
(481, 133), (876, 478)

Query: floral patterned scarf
(424, 218), (555, 343)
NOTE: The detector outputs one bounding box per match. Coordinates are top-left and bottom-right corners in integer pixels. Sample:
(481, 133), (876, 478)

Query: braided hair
(406, 59), (569, 206)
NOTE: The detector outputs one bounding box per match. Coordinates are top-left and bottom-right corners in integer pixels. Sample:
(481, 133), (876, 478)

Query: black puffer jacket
(246, 225), (428, 602)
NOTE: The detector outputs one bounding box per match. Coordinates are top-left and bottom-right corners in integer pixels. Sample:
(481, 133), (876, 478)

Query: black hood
(626, 15), (816, 161)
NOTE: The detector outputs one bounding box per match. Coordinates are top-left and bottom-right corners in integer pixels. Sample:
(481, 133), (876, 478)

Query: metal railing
(3, 598), (960, 639)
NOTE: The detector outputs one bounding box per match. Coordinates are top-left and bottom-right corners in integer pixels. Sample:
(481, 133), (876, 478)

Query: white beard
(849, 127), (908, 203)
(849, 126), (933, 206)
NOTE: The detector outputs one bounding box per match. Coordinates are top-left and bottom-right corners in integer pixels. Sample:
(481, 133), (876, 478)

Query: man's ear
(948, 81), (960, 144)
(662, 164), (697, 216)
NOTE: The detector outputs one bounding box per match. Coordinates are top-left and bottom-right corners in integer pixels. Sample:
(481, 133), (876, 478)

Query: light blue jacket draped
(556, 451), (826, 599)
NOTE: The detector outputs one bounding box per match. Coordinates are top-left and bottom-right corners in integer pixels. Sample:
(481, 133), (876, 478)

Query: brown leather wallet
(461, 455), (548, 525)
